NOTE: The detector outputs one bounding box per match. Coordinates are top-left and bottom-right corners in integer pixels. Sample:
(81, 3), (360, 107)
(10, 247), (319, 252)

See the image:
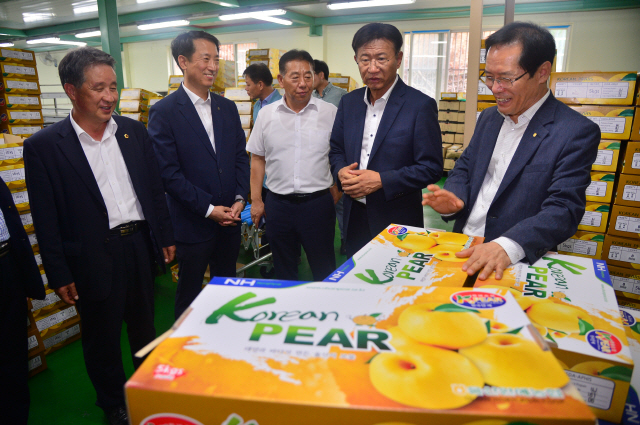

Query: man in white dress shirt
(422, 22), (599, 281)
(24, 47), (175, 425)
(248, 50), (339, 281)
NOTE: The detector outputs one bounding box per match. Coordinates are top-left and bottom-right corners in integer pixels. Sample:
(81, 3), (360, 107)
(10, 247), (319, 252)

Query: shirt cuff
(235, 195), (245, 203)
(493, 237), (526, 265)
(206, 204), (215, 218)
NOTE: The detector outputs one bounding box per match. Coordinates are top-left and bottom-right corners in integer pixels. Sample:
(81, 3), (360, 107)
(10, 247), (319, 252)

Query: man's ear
(538, 61), (552, 83)
(63, 83), (77, 101)
(178, 54), (189, 72)
(277, 74), (284, 87)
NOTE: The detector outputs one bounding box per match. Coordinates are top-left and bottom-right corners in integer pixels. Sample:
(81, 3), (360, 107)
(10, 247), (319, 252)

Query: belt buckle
(120, 224), (135, 236)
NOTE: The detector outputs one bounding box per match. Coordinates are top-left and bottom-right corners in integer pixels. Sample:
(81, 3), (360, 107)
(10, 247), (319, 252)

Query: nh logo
(224, 278), (256, 286)
(327, 270), (345, 282)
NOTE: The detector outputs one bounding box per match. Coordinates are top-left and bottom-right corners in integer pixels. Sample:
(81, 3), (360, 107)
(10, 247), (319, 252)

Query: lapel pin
(533, 133), (537, 137)
(218, 107), (220, 110)
(124, 134), (129, 138)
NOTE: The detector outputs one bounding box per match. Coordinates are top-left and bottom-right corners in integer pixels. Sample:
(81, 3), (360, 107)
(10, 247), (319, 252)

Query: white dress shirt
(462, 90), (551, 264)
(70, 112), (145, 229)
(357, 75), (399, 204)
(182, 83), (221, 218)
(246, 96), (337, 195)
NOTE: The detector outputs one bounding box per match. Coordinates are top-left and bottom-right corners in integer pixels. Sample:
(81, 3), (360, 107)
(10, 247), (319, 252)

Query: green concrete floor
(27, 178), (451, 425)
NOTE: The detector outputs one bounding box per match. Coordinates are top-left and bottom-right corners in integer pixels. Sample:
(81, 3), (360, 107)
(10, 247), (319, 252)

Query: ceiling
(0, 0), (638, 51)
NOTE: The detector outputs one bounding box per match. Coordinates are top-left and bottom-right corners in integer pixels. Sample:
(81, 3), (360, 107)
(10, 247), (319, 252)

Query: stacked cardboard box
(551, 72), (640, 264)
(119, 88), (161, 126)
(438, 96), (465, 171)
(167, 75), (183, 95)
(328, 73), (359, 92)
(246, 48), (283, 79)
(212, 60), (236, 94)
(0, 48), (43, 138)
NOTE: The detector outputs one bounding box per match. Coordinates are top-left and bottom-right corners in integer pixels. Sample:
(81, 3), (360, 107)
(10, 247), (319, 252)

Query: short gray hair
(58, 47), (116, 87)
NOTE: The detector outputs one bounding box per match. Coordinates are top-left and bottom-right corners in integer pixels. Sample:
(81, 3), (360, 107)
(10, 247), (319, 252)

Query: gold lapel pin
(533, 133), (537, 137)
(124, 134), (129, 138)
(218, 107), (220, 110)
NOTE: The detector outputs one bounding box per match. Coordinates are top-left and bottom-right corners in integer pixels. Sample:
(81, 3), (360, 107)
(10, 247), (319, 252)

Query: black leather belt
(0, 240), (10, 258)
(271, 188), (330, 204)
(110, 220), (146, 236)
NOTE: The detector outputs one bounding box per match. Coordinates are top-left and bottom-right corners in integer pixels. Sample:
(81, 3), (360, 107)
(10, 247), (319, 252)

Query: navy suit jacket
(444, 94), (600, 264)
(148, 85), (250, 244)
(23, 115), (175, 301)
(0, 178), (44, 300)
(329, 77), (443, 237)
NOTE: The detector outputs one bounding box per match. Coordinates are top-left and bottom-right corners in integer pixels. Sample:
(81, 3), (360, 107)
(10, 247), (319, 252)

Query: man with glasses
(422, 22), (600, 281)
(329, 22), (443, 257)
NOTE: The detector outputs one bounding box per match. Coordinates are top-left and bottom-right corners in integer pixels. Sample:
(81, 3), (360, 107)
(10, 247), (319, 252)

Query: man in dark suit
(422, 22), (599, 281)
(24, 47), (175, 425)
(330, 23), (443, 258)
(148, 31), (250, 319)
(0, 177), (45, 425)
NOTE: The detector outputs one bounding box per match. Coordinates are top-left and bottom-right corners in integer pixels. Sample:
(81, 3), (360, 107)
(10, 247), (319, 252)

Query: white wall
(33, 7), (640, 94)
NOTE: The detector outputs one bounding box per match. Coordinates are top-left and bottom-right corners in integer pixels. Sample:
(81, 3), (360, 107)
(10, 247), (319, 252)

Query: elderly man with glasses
(422, 22), (600, 281)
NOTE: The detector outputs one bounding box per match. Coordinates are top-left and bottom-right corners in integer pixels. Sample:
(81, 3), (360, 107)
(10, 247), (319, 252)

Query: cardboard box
(148, 96), (163, 107)
(33, 252), (43, 272)
(0, 48), (36, 65)
(121, 112), (148, 123)
(225, 87), (250, 101)
(20, 210), (33, 234)
(11, 188), (28, 212)
(441, 133), (455, 144)
(126, 281), (595, 425)
(324, 224), (482, 286)
(621, 142), (640, 175)
(36, 305), (80, 338)
(592, 140), (621, 172)
(441, 142), (452, 158)
(0, 77), (40, 95)
(474, 253), (632, 423)
(614, 174), (640, 207)
(631, 107), (640, 141)
(248, 59), (278, 78)
(477, 79), (495, 101)
(31, 289), (65, 318)
(439, 122), (455, 132)
(0, 163), (25, 189)
(477, 101), (496, 121)
(168, 75), (183, 88)
(438, 100), (459, 111)
(235, 101), (252, 115)
(438, 110), (456, 121)
(443, 158), (456, 170)
(246, 48), (282, 60)
(244, 128), (250, 140)
(239, 115), (251, 129)
(40, 270), (48, 290)
(0, 93), (41, 109)
(42, 322), (81, 356)
(578, 202), (610, 233)
(551, 72), (638, 106)
(0, 62), (38, 80)
(27, 309), (37, 332)
(1, 123), (42, 137)
(27, 327), (45, 357)
(608, 265), (640, 299)
(0, 142), (23, 165)
(1, 109), (43, 125)
(609, 205), (640, 239)
(557, 231), (604, 259)
(29, 232), (37, 252)
(586, 172), (615, 203)
(120, 88), (156, 101)
(459, 101), (467, 112)
(570, 106), (634, 140)
(119, 99), (149, 112)
(618, 302), (640, 424)
(454, 133), (465, 144)
(28, 352), (47, 378)
(603, 234), (640, 269)
(440, 91), (458, 100)
(328, 76), (358, 92)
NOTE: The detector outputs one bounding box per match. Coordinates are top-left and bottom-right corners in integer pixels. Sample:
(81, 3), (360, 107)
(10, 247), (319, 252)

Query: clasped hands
(421, 184), (511, 280)
(338, 163), (382, 199)
(208, 202), (243, 226)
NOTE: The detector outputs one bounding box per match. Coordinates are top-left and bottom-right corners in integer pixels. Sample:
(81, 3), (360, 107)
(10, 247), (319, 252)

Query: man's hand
(208, 205), (239, 226)
(337, 163), (358, 184)
(456, 242), (512, 280)
(162, 245), (176, 263)
(221, 201), (244, 226)
(330, 185), (342, 204)
(251, 200), (265, 228)
(421, 184), (464, 215)
(341, 169), (382, 198)
(55, 282), (79, 305)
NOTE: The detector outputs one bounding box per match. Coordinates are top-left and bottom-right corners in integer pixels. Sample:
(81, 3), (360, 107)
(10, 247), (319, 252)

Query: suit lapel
(493, 96), (556, 202)
(467, 110), (503, 205)
(368, 79), (406, 164)
(176, 86), (217, 161)
(114, 119), (146, 205)
(210, 95), (223, 163)
(56, 117), (107, 211)
(351, 91), (367, 165)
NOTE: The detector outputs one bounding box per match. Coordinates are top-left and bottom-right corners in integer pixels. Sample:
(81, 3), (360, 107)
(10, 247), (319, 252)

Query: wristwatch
(234, 198), (246, 208)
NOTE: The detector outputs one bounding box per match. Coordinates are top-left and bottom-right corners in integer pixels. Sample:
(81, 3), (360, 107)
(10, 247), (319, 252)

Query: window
(170, 41), (258, 79)
(403, 27), (570, 96)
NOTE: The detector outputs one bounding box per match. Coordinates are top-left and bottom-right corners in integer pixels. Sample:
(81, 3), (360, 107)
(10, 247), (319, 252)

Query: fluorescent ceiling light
(0, 42), (14, 47)
(136, 0), (158, 3)
(219, 9), (285, 21)
(73, 4), (98, 15)
(254, 16), (292, 25)
(327, 0), (415, 10)
(138, 20), (190, 30)
(27, 37), (87, 46)
(76, 30), (101, 38)
(22, 12), (55, 23)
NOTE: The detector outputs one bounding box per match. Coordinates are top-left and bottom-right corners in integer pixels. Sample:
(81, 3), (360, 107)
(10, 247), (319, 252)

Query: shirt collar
(182, 82), (211, 105)
(320, 82), (335, 97)
(261, 88), (277, 106)
(498, 89), (551, 124)
(276, 95), (319, 114)
(364, 74), (399, 106)
(69, 110), (117, 143)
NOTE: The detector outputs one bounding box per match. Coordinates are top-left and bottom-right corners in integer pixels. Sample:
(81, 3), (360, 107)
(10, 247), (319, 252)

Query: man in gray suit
(423, 22), (599, 281)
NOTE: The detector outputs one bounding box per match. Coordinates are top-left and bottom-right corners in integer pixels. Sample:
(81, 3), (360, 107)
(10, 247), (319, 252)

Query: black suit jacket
(0, 178), (44, 300)
(24, 115), (174, 301)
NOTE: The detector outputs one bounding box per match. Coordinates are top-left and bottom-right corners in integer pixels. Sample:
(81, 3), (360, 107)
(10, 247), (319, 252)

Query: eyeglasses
(357, 57), (390, 67)
(481, 70), (528, 88)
